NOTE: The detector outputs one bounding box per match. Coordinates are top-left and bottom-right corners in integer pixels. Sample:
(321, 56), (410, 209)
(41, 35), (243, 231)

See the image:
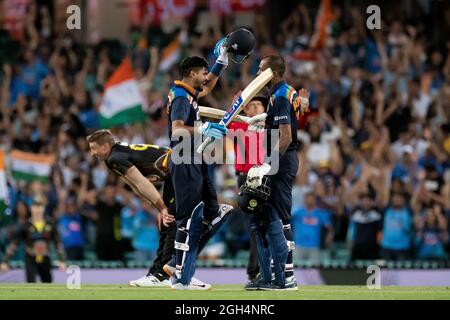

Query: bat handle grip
(197, 137), (214, 153)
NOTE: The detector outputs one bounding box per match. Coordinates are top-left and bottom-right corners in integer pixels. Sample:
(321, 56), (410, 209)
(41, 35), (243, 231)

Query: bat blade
(197, 68), (273, 153)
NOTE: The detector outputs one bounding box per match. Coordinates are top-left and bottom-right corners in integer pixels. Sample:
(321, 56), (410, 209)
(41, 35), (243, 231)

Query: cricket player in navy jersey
(165, 53), (230, 290)
(242, 55), (309, 290)
(165, 29), (257, 290)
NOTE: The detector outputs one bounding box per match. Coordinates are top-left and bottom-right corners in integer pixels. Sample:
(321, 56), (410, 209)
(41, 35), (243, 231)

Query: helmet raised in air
(224, 28), (255, 64)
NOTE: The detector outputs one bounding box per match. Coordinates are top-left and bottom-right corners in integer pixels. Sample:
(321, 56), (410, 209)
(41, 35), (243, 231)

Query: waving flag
(10, 150), (55, 183)
(99, 58), (146, 128)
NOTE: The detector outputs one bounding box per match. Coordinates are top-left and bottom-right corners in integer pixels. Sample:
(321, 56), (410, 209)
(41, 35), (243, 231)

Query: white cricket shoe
(171, 281), (212, 290)
(163, 264), (211, 289)
(128, 274), (171, 287)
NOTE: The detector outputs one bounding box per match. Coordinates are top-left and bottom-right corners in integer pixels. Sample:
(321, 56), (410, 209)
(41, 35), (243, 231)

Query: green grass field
(0, 284), (449, 300)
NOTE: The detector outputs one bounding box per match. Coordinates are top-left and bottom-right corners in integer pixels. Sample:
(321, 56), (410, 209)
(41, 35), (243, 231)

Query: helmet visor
(229, 52), (251, 64)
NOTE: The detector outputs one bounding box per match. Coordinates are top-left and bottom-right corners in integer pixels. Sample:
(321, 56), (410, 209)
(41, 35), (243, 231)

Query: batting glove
(246, 113), (267, 133)
(246, 163), (271, 188)
(198, 122), (228, 139)
(214, 38), (229, 67)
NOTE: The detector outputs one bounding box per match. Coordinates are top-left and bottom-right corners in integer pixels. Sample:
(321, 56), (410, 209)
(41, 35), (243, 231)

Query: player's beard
(195, 82), (204, 91)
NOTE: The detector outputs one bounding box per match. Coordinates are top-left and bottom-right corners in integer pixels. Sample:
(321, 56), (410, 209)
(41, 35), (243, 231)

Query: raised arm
(198, 38), (229, 98)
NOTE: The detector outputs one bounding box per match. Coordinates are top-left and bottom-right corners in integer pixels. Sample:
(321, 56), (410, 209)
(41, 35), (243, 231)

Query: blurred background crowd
(0, 0), (450, 266)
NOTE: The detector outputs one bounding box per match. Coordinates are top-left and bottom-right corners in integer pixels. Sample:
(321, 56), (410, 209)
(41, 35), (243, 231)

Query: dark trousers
(65, 246), (84, 260)
(266, 151), (298, 225)
(237, 172), (259, 280)
(25, 254), (52, 283)
(351, 244), (380, 260)
(148, 222), (177, 278)
(381, 248), (410, 260)
(96, 235), (124, 261)
(170, 162), (219, 225)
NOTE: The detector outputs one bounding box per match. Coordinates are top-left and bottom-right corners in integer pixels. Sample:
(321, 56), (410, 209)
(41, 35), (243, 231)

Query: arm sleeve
(107, 153), (134, 176)
(272, 97), (291, 126)
(170, 97), (191, 123)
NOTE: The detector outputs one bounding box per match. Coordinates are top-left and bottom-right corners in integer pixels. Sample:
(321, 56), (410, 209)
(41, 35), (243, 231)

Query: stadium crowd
(1, 1), (450, 266)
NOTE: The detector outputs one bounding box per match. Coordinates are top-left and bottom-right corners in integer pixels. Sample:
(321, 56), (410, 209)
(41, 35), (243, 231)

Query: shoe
(163, 263), (211, 289)
(244, 278), (262, 291)
(244, 274), (263, 291)
(285, 275), (298, 291)
(171, 281), (212, 290)
(128, 274), (171, 287)
(259, 279), (298, 291)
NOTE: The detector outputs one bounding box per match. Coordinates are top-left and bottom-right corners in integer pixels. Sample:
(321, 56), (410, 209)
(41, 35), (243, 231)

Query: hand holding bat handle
(197, 121), (227, 153)
(196, 68), (274, 154)
(197, 136), (214, 153)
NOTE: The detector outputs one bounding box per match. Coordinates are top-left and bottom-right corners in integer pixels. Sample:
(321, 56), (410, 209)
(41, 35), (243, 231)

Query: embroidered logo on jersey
(193, 101), (200, 121)
(274, 116), (288, 122)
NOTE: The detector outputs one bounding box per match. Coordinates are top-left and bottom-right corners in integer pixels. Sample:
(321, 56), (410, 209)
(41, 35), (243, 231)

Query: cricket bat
(199, 106), (250, 123)
(197, 67), (273, 153)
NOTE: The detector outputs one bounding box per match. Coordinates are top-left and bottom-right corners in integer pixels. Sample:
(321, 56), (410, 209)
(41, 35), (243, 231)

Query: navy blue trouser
(169, 161), (220, 284)
(169, 162), (219, 225)
(265, 150), (299, 224)
(251, 150), (299, 282)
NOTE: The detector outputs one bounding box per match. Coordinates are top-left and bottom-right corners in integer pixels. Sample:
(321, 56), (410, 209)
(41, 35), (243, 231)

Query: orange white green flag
(98, 57), (146, 128)
(10, 150), (55, 183)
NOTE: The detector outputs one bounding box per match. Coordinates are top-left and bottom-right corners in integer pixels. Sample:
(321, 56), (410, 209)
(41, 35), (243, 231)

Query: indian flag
(10, 150), (55, 183)
(99, 57), (146, 128)
(159, 30), (187, 72)
(0, 150), (7, 214)
(310, 0), (335, 50)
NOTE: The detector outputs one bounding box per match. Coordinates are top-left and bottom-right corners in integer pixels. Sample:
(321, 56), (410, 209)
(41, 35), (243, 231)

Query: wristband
(210, 61), (226, 77)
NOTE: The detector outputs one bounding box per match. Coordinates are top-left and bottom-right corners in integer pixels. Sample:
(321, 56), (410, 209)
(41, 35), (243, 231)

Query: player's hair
(262, 55), (285, 77)
(86, 129), (115, 146)
(180, 56), (209, 77)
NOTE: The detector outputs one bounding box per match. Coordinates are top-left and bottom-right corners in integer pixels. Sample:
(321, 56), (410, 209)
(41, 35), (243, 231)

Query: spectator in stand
(345, 164), (387, 260)
(292, 192), (334, 264)
(132, 201), (159, 262)
(381, 191), (413, 260)
(347, 191), (383, 260)
(83, 183), (124, 261)
(57, 196), (85, 260)
(414, 205), (448, 260)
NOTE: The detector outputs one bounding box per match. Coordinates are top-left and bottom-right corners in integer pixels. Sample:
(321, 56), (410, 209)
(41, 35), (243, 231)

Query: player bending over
(87, 129), (216, 289)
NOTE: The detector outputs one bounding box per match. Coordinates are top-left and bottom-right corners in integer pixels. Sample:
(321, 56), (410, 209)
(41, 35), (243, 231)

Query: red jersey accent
(228, 121), (265, 174)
